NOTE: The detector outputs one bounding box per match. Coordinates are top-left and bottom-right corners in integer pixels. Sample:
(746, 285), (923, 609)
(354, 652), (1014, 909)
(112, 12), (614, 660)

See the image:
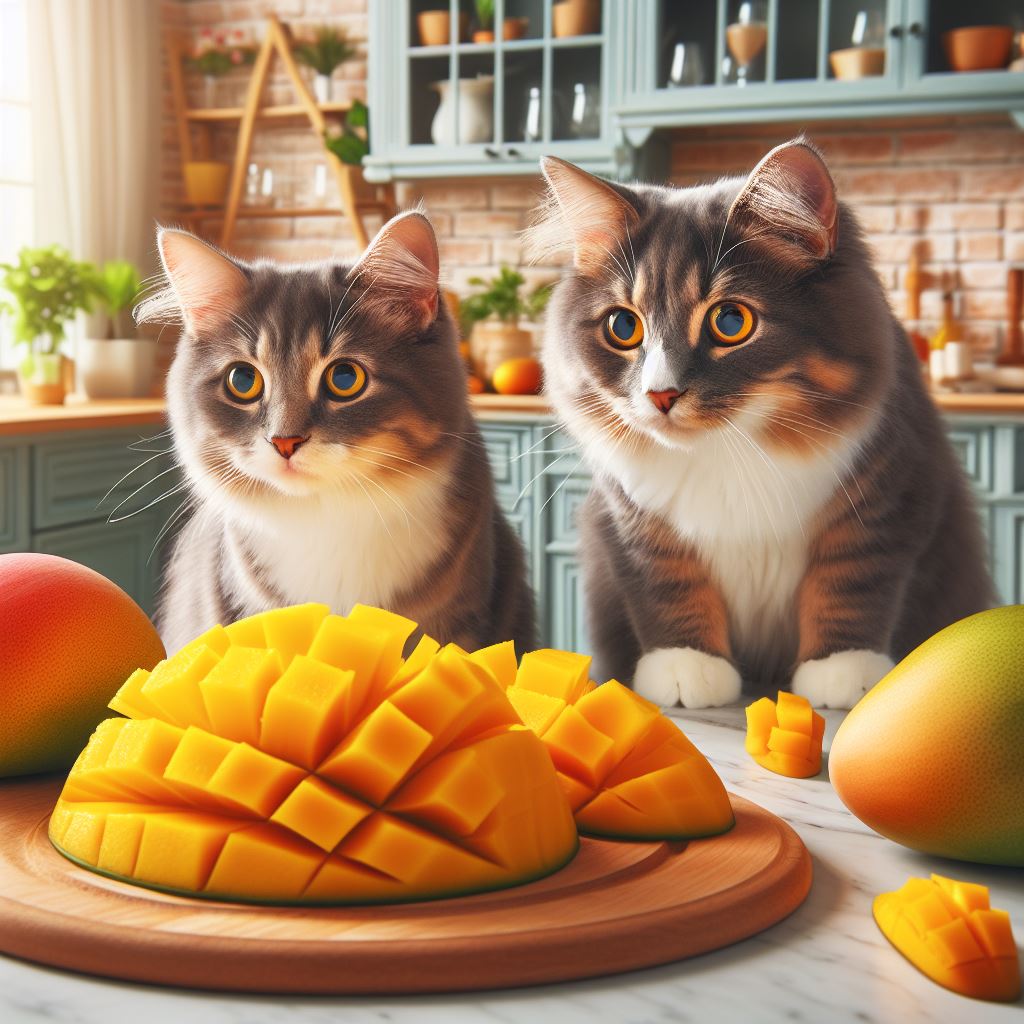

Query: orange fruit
(492, 357), (541, 395)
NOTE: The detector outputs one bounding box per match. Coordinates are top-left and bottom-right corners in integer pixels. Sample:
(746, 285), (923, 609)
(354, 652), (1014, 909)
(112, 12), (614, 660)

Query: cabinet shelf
(408, 34), (605, 58)
(185, 100), (352, 122)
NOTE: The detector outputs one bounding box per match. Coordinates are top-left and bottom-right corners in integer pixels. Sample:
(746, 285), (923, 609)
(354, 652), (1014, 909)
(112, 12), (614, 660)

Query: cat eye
(224, 362), (264, 403)
(708, 302), (755, 346)
(603, 308), (645, 351)
(323, 360), (368, 401)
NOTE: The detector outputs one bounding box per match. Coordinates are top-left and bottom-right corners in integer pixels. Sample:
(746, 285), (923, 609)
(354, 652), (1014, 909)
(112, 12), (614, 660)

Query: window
(0, 0), (32, 370)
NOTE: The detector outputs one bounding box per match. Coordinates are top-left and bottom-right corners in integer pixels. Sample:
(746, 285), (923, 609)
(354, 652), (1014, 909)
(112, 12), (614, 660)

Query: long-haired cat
(139, 211), (535, 655)
(527, 139), (994, 709)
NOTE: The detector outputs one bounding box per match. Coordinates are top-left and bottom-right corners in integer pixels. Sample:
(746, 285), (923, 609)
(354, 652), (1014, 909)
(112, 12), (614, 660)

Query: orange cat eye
(323, 360), (368, 401)
(603, 308), (645, 351)
(708, 302), (755, 346)
(224, 362), (264, 403)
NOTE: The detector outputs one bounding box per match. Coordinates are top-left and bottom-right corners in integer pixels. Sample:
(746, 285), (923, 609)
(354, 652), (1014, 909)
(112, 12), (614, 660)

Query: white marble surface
(1, 706), (1021, 1024)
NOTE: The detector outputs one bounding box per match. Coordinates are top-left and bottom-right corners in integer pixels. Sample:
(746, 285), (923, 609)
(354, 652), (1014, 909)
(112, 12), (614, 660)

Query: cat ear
(526, 156), (640, 273)
(143, 228), (249, 334)
(727, 139), (838, 266)
(354, 210), (440, 327)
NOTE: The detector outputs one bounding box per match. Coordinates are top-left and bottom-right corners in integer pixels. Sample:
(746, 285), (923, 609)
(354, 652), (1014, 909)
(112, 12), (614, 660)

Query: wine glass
(726, 1), (767, 86)
(667, 41), (707, 87)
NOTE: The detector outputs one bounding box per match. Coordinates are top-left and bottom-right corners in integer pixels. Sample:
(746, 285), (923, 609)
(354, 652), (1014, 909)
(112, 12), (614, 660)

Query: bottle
(904, 253), (929, 365)
(929, 291), (954, 385)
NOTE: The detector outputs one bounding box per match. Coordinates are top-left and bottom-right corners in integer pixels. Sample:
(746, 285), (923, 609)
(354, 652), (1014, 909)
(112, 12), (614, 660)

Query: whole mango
(829, 605), (1024, 866)
(0, 553), (165, 777)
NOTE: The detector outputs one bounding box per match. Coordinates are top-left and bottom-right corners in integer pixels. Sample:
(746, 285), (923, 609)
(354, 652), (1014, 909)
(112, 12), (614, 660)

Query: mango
(745, 691), (825, 778)
(51, 604), (579, 904)
(829, 606), (1024, 866)
(874, 874), (1020, 1002)
(0, 553), (165, 777)
(493, 648), (734, 841)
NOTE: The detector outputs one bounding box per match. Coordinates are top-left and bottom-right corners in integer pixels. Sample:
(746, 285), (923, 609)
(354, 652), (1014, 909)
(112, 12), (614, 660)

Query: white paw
(632, 647), (742, 709)
(791, 649), (894, 709)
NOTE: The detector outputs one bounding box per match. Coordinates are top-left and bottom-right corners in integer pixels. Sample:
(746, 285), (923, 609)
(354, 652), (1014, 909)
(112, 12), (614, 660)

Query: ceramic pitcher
(430, 76), (494, 145)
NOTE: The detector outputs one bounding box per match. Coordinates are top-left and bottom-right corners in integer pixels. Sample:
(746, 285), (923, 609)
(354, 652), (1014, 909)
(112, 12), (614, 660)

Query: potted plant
(461, 267), (553, 383)
(473, 0), (495, 43)
(323, 100), (379, 204)
(293, 24), (357, 104)
(0, 245), (93, 405)
(78, 261), (157, 399)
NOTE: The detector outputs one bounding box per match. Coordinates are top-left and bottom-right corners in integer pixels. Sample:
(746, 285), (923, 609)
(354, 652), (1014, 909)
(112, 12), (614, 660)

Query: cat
(137, 211), (536, 657)
(525, 138), (995, 709)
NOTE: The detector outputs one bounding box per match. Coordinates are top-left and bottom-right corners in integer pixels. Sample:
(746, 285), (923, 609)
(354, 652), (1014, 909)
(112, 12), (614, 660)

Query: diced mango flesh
(874, 874), (1021, 1002)
(745, 692), (825, 778)
(51, 605), (578, 904)
(505, 662), (733, 840)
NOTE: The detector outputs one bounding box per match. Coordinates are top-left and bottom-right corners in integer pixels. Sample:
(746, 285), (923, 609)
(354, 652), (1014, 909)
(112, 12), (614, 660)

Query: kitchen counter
(0, 706), (1019, 1023)
(2, 390), (1024, 436)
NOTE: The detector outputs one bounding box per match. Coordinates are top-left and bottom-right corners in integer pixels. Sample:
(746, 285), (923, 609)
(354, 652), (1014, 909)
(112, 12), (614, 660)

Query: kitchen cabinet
(365, 0), (628, 181)
(477, 411), (1024, 653)
(617, 0), (1024, 143)
(0, 426), (178, 617)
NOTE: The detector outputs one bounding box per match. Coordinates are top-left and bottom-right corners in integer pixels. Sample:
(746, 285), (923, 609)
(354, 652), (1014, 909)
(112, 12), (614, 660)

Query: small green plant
(186, 28), (257, 76)
(475, 0), (495, 31)
(460, 266), (553, 335)
(293, 24), (358, 76)
(91, 260), (143, 338)
(324, 99), (369, 165)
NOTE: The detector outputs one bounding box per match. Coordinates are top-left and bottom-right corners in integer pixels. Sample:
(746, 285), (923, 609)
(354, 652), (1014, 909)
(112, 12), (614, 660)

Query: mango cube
(745, 691), (825, 778)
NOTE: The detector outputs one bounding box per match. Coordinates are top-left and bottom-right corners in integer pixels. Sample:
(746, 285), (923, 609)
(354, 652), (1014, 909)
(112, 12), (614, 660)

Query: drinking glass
(726, 1), (767, 86)
(668, 42), (707, 87)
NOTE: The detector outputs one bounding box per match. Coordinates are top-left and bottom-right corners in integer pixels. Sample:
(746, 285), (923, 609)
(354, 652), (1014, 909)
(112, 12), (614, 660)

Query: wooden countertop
(0, 390), (1022, 437)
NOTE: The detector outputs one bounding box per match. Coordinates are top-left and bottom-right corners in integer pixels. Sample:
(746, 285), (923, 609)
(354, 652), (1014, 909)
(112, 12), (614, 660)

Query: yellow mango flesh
(745, 692), (825, 778)
(51, 605), (577, 904)
(501, 652), (733, 841)
(874, 874), (1021, 1002)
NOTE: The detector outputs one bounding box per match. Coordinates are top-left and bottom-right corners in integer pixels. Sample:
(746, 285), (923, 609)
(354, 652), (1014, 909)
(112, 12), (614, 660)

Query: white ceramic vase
(313, 73), (333, 104)
(430, 76), (494, 145)
(78, 338), (158, 399)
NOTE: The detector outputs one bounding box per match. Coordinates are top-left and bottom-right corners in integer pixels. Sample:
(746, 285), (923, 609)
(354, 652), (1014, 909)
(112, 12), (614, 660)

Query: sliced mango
(874, 874), (1021, 1002)
(506, 658), (733, 840)
(745, 691), (825, 778)
(51, 604), (578, 904)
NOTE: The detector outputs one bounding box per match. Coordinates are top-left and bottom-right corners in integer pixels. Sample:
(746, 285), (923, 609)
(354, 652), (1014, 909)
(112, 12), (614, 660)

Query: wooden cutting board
(0, 776), (811, 994)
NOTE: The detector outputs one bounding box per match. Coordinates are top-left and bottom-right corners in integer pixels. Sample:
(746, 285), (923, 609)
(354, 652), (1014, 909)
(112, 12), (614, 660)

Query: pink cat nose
(269, 435), (309, 459)
(647, 389), (682, 414)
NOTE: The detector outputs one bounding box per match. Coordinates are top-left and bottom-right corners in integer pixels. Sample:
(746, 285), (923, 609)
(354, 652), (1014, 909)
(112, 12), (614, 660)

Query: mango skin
(0, 553), (166, 777)
(829, 605), (1024, 867)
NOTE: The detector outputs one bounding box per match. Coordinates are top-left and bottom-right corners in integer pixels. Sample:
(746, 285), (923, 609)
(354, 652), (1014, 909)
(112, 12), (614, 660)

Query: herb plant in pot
(461, 267), (552, 383)
(293, 24), (357, 104)
(79, 261), (156, 399)
(0, 245), (93, 405)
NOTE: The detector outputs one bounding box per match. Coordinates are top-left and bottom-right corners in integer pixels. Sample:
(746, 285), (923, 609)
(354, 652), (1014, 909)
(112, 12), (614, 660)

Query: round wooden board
(0, 776), (811, 994)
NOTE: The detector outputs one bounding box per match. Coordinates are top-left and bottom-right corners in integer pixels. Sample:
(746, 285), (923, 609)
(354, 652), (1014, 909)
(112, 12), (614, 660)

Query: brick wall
(162, 1), (1024, 361)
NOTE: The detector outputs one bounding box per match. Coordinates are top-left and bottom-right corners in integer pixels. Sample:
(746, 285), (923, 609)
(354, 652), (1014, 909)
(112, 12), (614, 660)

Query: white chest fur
(224, 472), (450, 615)
(589, 423), (864, 666)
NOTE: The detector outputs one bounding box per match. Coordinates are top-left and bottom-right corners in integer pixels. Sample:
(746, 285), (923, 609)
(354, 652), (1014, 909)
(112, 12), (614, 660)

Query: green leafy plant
(90, 260), (143, 338)
(475, 0), (495, 31)
(186, 28), (257, 77)
(460, 267), (553, 335)
(324, 99), (369, 165)
(293, 24), (357, 76)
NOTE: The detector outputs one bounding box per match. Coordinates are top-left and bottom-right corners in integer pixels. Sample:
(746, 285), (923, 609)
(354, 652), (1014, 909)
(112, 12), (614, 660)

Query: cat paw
(632, 647), (742, 709)
(791, 649), (895, 709)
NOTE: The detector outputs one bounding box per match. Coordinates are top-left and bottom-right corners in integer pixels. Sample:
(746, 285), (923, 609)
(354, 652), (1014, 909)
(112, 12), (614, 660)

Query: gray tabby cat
(527, 139), (994, 709)
(139, 211), (535, 655)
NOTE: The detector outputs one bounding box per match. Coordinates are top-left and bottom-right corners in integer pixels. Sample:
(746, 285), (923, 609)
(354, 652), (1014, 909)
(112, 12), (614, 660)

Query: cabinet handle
(484, 146), (500, 158)
(889, 25), (904, 39)
(907, 22), (923, 37)
(505, 147), (522, 158)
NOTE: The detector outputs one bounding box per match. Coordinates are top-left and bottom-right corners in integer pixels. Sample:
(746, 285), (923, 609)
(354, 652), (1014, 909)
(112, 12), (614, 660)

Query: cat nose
(268, 435), (309, 459)
(647, 389), (683, 414)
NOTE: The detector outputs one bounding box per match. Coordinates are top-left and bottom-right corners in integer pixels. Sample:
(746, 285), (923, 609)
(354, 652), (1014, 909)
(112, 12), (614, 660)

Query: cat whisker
(98, 449), (176, 509)
(514, 452), (571, 509)
(537, 456), (585, 517)
(147, 495), (194, 565)
(348, 442), (442, 478)
(107, 481), (190, 524)
(105, 464), (183, 520)
(512, 422), (566, 462)
(720, 416), (787, 547)
(344, 446), (421, 483)
(347, 470), (395, 543)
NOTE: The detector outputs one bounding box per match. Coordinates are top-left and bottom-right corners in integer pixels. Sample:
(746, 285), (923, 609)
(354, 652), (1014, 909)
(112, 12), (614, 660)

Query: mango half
(470, 645), (735, 841)
(829, 605), (1024, 866)
(50, 604), (578, 903)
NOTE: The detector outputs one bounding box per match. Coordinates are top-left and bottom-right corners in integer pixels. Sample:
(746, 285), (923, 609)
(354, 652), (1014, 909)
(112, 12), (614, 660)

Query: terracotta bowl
(417, 10), (469, 47)
(943, 25), (1013, 72)
(503, 17), (529, 41)
(830, 46), (886, 79)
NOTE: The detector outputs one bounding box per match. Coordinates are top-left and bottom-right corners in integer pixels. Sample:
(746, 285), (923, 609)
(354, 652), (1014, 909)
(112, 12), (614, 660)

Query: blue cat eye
(603, 308), (645, 350)
(323, 359), (368, 401)
(224, 362), (264, 403)
(708, 302), (755, 346)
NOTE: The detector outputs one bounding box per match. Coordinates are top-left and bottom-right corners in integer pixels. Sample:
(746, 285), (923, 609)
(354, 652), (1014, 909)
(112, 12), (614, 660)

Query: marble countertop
(0, 706), (1020, 1024)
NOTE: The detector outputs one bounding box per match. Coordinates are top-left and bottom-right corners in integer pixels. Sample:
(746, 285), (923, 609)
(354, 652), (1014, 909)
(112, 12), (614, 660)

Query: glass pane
(659, 0), (716, 89)
(924, 0), (1021, 74)
(776, 0), (820, 81)
(410, 52), (496, 146)
(0, 0), (29, 101)
(827, 0), (887, 80)
(551, 45), (601, 140)
(503, 0), (545, 41)
(409, 56), (450, 144)
(0, 103), (31, 182)
(502, 48), (544, 144)
(0, 184), (33, 264)
(410, 0), (466, 47)
(724, 0), (769, 86)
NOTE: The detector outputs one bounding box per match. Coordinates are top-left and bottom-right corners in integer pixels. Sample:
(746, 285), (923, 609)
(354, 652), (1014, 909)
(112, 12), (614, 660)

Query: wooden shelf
(186, 100), (352, 122)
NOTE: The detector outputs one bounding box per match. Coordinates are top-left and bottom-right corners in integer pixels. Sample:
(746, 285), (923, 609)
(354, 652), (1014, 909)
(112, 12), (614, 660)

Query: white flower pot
(313, 73), (333, 104)
(78, 338), (158, 399)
